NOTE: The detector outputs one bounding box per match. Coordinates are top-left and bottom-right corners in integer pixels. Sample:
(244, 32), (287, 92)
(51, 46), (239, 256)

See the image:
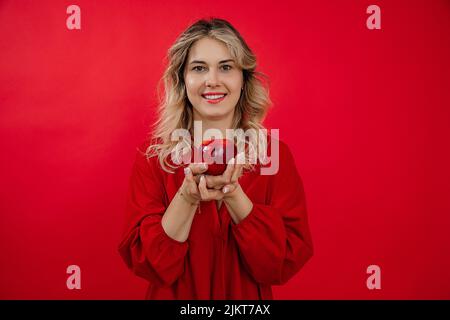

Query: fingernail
(229, 158), (235, 165)
(200, 175), (205, 182)
(200, 163), (208, 170)
(184, 167), (191, 175)
(223, 186), (229, 194)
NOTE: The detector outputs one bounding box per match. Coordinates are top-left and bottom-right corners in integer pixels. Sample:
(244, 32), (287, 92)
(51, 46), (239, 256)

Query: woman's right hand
(179, 163), (208, 205)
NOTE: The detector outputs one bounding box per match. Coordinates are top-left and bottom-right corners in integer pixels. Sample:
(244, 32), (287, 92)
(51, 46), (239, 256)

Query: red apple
(195, 139), (236, 175)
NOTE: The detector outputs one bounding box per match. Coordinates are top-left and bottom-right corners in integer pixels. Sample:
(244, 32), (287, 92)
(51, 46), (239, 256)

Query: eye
(221, 64), (232, 71)
(192, 65), (206, 72)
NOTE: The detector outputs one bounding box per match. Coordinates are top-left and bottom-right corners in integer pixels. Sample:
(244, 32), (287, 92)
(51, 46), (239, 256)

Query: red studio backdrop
(0, 0), (449, 300)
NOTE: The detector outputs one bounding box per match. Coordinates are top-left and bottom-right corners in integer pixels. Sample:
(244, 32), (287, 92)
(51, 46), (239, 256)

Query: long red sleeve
(231, 142), (314, 285)
(118, 146), (189, 287)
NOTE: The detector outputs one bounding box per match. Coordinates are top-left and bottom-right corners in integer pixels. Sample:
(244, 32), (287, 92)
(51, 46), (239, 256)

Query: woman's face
(184, 37), (244, 123)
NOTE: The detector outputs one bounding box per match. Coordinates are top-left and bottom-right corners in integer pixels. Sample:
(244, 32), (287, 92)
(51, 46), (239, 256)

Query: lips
(201, 92), (227, 104)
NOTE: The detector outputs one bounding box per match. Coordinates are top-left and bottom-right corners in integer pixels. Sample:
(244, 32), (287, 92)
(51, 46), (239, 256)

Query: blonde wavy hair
(145, 17), (272, 173)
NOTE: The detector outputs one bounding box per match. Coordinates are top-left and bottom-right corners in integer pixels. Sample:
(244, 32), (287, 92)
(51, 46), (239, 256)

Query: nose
(205, 69), (219, 87)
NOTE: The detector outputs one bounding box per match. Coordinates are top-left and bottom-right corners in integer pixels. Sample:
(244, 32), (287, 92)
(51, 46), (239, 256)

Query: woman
(118, 18), (313, 300)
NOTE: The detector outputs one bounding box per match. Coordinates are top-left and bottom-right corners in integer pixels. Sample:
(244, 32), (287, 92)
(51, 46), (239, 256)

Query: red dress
(118, 138), (313, 299)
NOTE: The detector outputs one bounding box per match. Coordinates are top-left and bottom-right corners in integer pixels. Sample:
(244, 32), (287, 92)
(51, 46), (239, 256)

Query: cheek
(185, 77), (200, 93)
(227, 74), (243, 94)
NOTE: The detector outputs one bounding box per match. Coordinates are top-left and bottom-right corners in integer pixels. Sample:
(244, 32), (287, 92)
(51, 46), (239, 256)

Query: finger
(222, 157), (235, 183)
(231, 167), (243, 185)
(231, 165), (243, 183)
(183, 167), (200, 198)
(230, 164), (244, 183)
(192, 174), (226, 189)
(184, 167), (201, 191)
(198, 175), (225, 200)
(231, 153), (245, 183)
(198, 175), (209, 200)
(222, 184), (237, 195)
(189, 162), (208, 175)
(207, 175), (229, 189)
(184, 166), (195, 182)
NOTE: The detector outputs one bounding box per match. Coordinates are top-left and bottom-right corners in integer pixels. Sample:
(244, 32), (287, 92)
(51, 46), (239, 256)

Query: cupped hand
(195, 153), (245, 200)
(179, 162), (208, 205)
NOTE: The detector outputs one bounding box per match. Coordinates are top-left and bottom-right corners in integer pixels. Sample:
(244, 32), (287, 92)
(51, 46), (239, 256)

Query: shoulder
(133, 138), (165, 176)
(267, 137), (304, 188)
(251, 132), (296, 176)
(265, 132), (294, 162)
(136, 136), (163, 154)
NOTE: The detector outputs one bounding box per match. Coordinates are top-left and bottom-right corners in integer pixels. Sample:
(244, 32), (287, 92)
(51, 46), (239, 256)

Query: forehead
(187, 37), (233, 62)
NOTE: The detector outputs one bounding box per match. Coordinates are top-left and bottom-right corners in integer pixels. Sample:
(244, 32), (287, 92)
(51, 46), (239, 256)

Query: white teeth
(203, 94), (225, 100)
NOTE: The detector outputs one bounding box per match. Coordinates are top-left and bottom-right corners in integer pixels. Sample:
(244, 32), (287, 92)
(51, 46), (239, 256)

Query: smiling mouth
(201, 93), (227, 104)
(201, 93), (227, 100)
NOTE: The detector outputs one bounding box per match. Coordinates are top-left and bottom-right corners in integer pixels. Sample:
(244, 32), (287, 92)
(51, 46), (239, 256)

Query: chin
(197, 107), (233, 120)
(203, 112), (229, 120)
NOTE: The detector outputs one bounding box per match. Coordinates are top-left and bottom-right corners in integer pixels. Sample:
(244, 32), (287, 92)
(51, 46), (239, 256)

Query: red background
(1, 0), (449, 299)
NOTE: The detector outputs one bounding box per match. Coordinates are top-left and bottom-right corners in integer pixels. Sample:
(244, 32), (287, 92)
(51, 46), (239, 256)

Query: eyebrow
(189, 59), (235, 65)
